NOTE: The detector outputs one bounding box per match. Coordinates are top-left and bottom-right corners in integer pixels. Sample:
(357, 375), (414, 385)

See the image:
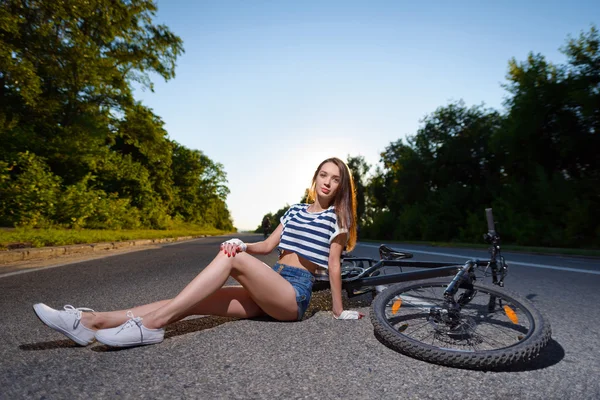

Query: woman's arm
(245, 223), (283, 255)
(328, 233), (347, 318)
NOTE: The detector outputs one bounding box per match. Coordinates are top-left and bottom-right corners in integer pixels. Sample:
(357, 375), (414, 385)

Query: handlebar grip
(485, 208), (496, 234)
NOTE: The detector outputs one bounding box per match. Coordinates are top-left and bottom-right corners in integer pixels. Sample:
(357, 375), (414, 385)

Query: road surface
(1, 235), (599, 399)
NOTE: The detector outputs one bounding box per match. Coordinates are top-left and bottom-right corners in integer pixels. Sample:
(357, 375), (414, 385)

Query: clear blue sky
(136, 0), (599, 231)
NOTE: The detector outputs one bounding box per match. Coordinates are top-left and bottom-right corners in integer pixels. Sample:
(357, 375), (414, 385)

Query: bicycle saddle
(378, 245), (413, 260)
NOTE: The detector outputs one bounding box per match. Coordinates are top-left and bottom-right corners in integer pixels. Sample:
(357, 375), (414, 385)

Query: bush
(458, 210), (489, 243)
(85, 193), (142, 229)
(53, 175), (103, 228)
(361, 210), (396, 240)
(0, 152), (61, 227)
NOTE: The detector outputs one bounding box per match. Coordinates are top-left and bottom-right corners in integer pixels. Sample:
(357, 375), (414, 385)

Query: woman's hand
(334, 310), (365, 320)
(220, 238), (247, 257)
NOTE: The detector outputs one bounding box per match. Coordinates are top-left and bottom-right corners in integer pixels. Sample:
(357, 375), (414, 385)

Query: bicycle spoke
(426, 286), (443, 305)
(383, 285), (537, 353)
(372, 277), (550, 369)
(413, 328), (436, 344)
(411, 288), (445, 307)
(401, 319), (432, 337)
(491, 316), (528, 335)
(470, 329), (517, 350)
(479, 314), (530, 340)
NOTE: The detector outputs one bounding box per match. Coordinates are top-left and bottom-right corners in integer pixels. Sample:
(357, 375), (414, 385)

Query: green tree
(362, 27), (600, 247)
(255, 205), (291, 234)
(171, 142), (232, 229)
(496, 26), (600, 245)
(346, 155), (370, 231)
(366, 102), (503, 241)
(0, 1), (234, 232)
(0, 0), (184, 176)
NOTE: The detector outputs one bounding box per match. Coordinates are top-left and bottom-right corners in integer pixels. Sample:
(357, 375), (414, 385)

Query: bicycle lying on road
(313, 208), (552, 370)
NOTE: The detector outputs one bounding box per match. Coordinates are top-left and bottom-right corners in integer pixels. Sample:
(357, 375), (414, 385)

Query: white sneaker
(33, 303), (96, 346)
(95, 311), (164, 348)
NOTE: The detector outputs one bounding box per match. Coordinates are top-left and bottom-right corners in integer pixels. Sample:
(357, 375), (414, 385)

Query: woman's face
(315, 162), (341, 202)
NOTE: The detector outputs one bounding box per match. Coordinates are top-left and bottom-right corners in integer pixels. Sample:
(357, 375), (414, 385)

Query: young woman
(33, 157), (362, 348)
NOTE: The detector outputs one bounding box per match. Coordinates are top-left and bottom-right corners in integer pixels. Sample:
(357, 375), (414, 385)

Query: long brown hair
(307, 157), (358, 251)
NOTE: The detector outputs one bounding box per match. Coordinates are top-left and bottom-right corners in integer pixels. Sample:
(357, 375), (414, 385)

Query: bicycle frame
(338, 259), (487, 297)
(325, 209), (551, 369)
(328, 209), (508, 298)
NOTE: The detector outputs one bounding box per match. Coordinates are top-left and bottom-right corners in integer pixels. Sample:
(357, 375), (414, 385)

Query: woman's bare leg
(81, 300), (170, 329)
(140, 251), (299, 329)
(82, 286), (267, 330)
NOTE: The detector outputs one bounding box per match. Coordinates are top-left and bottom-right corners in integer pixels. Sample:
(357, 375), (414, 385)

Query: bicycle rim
(371, 279), (551, 369)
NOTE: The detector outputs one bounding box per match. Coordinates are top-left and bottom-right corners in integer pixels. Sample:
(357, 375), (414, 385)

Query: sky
(135, 0), (599, 231)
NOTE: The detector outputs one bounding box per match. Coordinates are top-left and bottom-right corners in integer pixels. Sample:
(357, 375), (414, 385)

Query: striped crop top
(278, 203), (347, 269)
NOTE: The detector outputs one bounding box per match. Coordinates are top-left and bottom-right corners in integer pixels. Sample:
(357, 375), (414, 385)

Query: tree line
(0, 0), (234, 230)
(259, 27), (599, 248)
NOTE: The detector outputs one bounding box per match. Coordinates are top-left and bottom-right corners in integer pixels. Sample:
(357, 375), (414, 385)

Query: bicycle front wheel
(371, 278), (551, 369)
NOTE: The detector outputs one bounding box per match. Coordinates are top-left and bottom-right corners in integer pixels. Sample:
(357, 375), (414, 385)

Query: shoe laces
(63, 305), (94, 329)
(120, 310), (144, 331)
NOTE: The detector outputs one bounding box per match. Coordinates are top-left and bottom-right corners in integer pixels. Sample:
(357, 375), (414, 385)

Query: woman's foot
(32, 304), (96, 346)
(94, 311), (164, 348)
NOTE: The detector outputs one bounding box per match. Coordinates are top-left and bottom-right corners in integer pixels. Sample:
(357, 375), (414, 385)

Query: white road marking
(357, 244), (600, 275)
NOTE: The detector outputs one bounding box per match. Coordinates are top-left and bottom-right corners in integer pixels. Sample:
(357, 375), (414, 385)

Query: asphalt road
(1, 235), (599, 399)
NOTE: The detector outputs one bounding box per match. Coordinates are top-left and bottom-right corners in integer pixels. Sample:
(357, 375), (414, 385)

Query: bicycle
(262, 221), (271, 240)
(313, 208), (552, 370)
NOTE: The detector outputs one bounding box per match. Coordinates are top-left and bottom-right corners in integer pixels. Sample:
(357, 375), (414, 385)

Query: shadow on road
(87, 315), (239, 352)
(492, 338), (565, 372)
(19, 339), (80, 351)
(304, 290), (374, 320)
(164, 315), (237, 339)
(18, 316), (239, 352)
(373, 333), (565, 372)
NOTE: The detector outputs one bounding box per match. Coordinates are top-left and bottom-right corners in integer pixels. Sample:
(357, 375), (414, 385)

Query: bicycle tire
(370, 278), (551, 369)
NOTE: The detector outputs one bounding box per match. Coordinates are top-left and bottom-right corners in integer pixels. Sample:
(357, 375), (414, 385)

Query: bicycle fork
(432, 260), (477, 327)
(434, 260), (503, 328)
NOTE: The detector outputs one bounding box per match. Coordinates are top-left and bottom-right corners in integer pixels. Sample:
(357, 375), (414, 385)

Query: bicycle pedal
(347, 288), (374, 297)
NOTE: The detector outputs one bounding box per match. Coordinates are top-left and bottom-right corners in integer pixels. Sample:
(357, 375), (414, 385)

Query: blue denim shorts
(271, 263), (315, 320)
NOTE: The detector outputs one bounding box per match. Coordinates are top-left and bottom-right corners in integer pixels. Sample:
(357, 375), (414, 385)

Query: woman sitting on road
(33, 157), (362, 348)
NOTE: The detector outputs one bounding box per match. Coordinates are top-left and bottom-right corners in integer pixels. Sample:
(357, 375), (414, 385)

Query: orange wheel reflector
(391, 299), (402, 315)
(503, 305), (519, 324)
(398, 324), (408, 333)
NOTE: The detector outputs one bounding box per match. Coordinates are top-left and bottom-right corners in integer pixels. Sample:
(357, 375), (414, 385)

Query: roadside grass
(359, 239), (600, 258)
(0, 224), (234, 250)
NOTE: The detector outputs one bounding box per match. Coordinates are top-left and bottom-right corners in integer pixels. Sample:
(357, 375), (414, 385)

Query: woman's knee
(214, 249), (246, 269)
(230, 252), (250, 270)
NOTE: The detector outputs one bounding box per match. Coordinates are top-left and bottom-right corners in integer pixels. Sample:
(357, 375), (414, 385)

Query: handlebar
(485, 208), (496, 235)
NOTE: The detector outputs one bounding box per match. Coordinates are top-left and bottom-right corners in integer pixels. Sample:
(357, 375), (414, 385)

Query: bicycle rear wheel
(371, 278), (551, 369)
